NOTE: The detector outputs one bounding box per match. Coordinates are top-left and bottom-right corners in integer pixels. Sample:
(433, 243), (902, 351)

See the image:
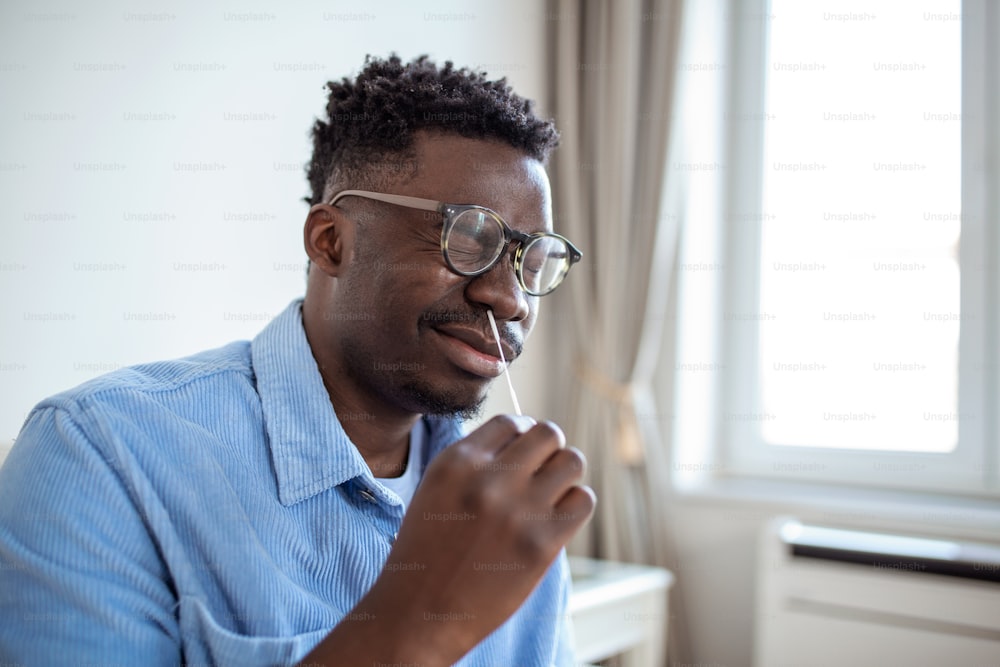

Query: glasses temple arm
(329, 189), (443, 213)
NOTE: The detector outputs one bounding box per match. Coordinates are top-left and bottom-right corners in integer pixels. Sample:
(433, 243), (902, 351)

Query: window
(712, 0), (998, 493)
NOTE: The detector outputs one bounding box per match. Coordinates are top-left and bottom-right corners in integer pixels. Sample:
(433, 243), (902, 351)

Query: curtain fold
(545, 0), (691, 663)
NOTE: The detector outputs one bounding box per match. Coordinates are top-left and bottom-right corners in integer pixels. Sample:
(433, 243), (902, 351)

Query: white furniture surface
(569, 556), (674, 667)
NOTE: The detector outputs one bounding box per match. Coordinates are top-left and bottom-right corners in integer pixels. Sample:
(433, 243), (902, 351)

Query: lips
(432, 325), (518, 379)
(435, 324), (518, 362)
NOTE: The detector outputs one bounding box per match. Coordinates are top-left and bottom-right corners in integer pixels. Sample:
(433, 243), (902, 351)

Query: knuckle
(459, 473), (506, 514)
(480, 478), (508, 508)
(513, 523), (549, 559)
(489, 414), (523, 434)
(426, 446), (483, 485)
(531, 420), (565, 446)
(430, 448), (466, 476)
(546, 447), (585, 476)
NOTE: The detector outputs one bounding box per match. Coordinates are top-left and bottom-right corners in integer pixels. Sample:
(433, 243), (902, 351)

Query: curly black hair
(305, 54), (560, 206)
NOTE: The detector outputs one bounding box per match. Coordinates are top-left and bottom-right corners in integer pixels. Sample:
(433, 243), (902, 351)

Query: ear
(304, 203), (353, 277)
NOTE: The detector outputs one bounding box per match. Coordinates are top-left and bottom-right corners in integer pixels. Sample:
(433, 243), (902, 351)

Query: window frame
(714, 0), (999, 496)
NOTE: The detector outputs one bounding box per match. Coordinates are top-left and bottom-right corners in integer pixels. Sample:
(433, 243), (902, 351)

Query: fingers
(493, 420), (591, 509)
(500, 423), (594, 542)
(460, 414), (537, 455)
(518, 483), (596, 549)
(461, 416), (596, 543)
(551, 484), (597, 542)
(532, 446), (588, 503)
(496, 420), (565, 472)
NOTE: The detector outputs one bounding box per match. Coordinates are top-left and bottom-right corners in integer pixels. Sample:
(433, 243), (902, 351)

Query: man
(0, 55), (593, 666)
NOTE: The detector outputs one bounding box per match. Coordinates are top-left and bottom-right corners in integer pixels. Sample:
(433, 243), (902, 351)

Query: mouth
(432, 325), (515, 379)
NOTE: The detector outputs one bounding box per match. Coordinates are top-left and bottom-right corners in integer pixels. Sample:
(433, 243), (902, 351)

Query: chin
(402, 379), (488, 420)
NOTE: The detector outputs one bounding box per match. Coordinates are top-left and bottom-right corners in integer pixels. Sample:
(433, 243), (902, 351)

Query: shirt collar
(250, 299), (464, 506)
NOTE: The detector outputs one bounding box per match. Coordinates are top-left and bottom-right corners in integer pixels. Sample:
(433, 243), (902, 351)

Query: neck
(301, 300), (419, 479)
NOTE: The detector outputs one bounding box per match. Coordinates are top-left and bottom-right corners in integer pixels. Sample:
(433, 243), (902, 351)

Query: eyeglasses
(328, 189), (582, 296)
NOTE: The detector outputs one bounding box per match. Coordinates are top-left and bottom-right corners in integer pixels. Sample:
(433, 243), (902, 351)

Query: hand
(312, 415), (595, 666)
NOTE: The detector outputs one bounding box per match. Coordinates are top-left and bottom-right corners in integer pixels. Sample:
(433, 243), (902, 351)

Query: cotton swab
(486, 309), (522, 416)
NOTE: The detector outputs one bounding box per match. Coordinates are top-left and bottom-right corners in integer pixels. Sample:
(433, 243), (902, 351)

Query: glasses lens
(521, 236), (572, 295)
(445, 209), (505, 274)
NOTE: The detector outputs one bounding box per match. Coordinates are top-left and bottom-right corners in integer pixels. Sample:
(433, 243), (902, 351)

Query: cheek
(366, 262), (466, 328)
(359, 229), (449, 289)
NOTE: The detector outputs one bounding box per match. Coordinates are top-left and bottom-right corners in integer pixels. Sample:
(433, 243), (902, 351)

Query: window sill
(671, 474), (1000, 543)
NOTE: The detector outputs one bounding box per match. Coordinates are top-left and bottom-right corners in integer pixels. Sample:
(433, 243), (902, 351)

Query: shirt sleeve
(0, 403), (181, 665)
(552, 550), (578, 667)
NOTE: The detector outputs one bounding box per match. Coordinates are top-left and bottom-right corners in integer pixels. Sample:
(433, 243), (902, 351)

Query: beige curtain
(545, 0), (690, 663)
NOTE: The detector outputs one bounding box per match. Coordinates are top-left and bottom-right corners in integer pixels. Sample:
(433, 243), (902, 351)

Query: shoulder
(36, 341), (254, 415)
(13, 340), (259, 471)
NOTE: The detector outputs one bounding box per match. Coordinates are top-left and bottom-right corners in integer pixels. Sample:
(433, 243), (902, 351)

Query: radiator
(754, 518), (1000, 667)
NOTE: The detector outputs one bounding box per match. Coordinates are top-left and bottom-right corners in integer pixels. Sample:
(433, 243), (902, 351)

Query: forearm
(295, 580), (458, 667)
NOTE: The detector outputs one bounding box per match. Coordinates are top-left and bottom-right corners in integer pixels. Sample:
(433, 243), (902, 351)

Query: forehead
(399, 131), (552, 231)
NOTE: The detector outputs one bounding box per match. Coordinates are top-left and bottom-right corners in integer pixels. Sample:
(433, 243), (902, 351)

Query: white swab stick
(486, 310), (522, 416)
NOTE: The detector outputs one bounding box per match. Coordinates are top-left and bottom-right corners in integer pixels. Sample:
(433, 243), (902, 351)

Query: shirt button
(359, 488), (377, 503)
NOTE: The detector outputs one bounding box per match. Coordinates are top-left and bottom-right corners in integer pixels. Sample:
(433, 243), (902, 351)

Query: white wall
(0, 0), (550, 443)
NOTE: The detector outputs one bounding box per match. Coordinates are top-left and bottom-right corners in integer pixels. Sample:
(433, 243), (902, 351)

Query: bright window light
(757, 0), (961, 452)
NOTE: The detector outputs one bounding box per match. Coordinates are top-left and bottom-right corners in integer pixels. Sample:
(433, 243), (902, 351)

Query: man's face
(326, 132), (553, 418)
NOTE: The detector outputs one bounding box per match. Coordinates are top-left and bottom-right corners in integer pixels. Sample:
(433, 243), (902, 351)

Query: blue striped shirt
(0, 300), (574, 666)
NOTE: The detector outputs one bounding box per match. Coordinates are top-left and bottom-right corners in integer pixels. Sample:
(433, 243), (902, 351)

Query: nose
(464, 251), (531, 323)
